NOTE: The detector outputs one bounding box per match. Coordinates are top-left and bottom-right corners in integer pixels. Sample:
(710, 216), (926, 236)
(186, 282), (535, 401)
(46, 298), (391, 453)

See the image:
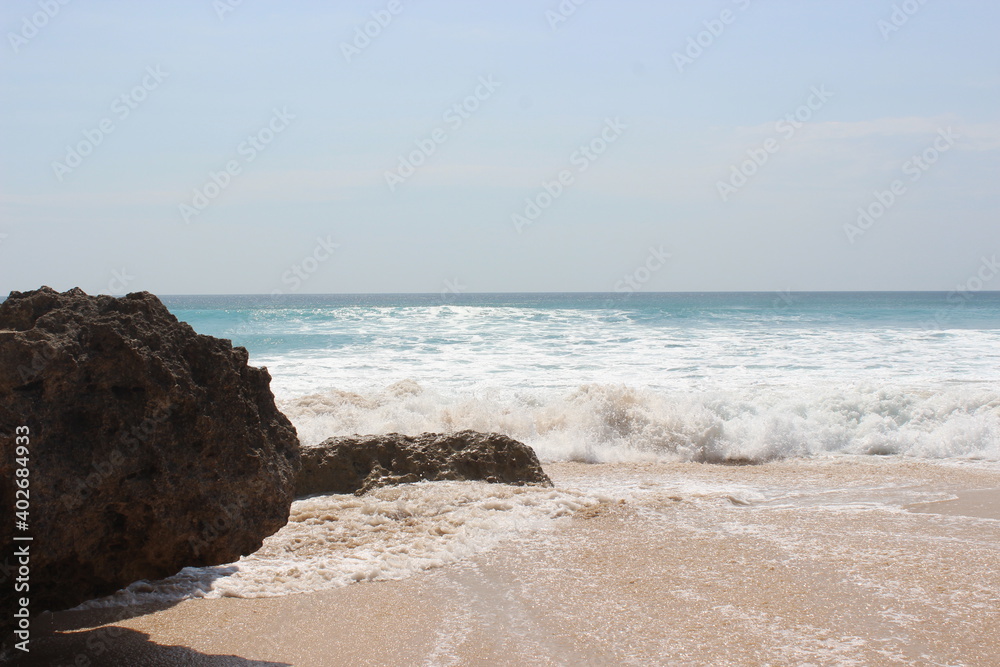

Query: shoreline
(18, 458), (1000, 666)
(907, 487), (1000, 520)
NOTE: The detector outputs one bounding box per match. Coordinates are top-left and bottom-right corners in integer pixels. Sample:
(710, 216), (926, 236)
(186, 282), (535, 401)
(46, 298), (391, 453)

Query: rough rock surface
(0, 287), (299, 642)
(296, 430), (552, 497)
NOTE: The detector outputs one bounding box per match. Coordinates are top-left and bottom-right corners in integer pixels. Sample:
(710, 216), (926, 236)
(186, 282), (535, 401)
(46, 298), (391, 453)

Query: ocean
(165, 291), (1000, 463)
(84, 291), (1000, 614)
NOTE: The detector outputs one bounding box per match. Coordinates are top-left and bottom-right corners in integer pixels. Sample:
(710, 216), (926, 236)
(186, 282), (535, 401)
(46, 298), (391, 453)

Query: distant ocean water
(163, 292), (1000, 464)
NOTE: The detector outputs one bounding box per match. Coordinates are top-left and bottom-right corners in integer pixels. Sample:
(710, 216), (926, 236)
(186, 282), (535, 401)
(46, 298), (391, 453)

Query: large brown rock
(296, 430), (552, 497)
(0, 287), (299, 650)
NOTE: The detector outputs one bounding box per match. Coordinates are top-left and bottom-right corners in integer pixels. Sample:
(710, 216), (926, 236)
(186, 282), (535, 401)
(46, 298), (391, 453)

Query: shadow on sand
(8, 566), (290, 666)
(10, 625), (291, 665)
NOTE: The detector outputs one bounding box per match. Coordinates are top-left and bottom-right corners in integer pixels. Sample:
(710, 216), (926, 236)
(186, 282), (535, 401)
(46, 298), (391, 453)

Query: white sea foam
(279, 381), (1000, 463)
(246, 307), (1000, 399)
(81, 481), (604, 607)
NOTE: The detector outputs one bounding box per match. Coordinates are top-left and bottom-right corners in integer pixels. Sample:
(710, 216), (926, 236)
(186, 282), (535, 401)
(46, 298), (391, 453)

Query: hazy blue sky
(2, 0), (998, 294)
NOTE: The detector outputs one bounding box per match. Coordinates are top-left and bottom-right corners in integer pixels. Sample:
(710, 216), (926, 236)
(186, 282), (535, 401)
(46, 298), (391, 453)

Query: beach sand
(19, 459), (1000, 666)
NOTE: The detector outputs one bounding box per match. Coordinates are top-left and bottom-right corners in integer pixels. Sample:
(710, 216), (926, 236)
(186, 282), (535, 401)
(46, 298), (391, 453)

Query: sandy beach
(19, 458), (1000, 666)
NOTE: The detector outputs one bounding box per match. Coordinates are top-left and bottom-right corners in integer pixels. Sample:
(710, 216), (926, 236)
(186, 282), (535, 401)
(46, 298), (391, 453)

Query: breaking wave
(280, 380), (1000, 464)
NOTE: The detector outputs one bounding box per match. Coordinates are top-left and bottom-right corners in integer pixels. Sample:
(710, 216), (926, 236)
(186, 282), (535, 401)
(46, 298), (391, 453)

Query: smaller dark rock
(296, 431), (552, 496)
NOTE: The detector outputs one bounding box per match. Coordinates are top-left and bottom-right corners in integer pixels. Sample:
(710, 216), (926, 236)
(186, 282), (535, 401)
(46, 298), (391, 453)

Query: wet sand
(908, 488), (1000, 520)
(18, 458), (1000, 666)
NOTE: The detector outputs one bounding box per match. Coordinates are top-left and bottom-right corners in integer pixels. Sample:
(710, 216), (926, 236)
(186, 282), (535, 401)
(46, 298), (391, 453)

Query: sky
(1, 0), (998, 295)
